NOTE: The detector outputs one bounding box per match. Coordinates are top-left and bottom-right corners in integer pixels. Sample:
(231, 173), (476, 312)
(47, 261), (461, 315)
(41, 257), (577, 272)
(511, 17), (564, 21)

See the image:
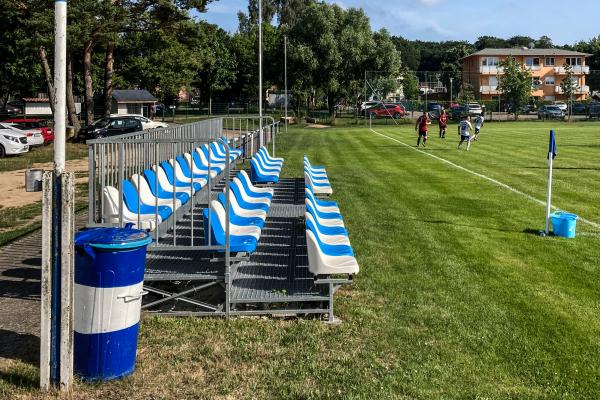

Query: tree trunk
(39, 46), (55, 114)
(83, 39), (95, 126)
(102, 41), (115, 118)
(66, 54), (81, 134)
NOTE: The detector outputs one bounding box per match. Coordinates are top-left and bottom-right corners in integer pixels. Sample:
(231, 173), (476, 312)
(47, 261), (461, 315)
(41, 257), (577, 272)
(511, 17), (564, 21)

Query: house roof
(112, 89), (157, 103)
(23, 98), (50, 103)
(464, 48), (591, 59)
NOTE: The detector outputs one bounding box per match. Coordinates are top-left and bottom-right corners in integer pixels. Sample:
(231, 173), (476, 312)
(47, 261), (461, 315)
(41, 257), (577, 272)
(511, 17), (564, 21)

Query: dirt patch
(306, 124), (330, 129)
(0, 158), (88, 209)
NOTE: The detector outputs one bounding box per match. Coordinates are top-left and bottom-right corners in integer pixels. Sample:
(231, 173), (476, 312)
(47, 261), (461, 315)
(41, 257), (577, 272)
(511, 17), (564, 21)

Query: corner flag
(549, 130), (557, 159)
(545, 130), (556, 235)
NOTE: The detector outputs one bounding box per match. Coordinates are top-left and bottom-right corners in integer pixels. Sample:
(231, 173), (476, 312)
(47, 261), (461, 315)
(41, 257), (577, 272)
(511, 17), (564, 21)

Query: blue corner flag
(549, 130), (557, 159)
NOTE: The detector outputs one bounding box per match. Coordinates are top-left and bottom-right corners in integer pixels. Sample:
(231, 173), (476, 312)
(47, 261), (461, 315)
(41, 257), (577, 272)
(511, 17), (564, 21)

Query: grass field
(2, 121), (600, 399)
(0, 142), (88, 172)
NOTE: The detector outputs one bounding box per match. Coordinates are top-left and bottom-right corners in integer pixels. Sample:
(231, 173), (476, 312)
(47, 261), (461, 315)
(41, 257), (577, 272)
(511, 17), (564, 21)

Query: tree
(401, 69), (419, 100)
(498, 56), (532, 120)
(474, 36), (507, 50)
(535, 35), (553, 49)
(287, 3), (400, 121)
(457, 82), (475, 104)
(391, 36), (421, 71)
(560, 63), (576, 120)
(193, 24), (237, 107)
(507, 35), (535, 48)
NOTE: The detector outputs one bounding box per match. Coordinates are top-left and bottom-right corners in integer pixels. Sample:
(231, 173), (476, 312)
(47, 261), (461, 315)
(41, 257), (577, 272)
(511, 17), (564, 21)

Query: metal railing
(86, 116), (279, 250)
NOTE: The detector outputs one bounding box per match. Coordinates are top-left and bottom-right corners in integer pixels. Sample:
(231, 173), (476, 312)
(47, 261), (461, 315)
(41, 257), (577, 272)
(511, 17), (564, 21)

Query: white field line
(370, 128), (600, 230)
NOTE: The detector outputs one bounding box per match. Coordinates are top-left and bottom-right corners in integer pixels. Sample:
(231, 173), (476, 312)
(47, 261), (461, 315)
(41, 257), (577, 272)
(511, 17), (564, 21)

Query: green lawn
(2, 121), (600, 399)
(0, 142), (88, 172)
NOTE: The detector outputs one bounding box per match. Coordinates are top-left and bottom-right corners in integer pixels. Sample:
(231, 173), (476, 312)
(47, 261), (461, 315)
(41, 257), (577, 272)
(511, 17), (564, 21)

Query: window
(545, 57), (555, 66)
(525, 57), (540, 66)
(544, 76), (555, 85)
(110, 119), (125, 128)
(481, 57), (499, 66)
(544, 95), (556, 101)
(124, 119), (139, 129)
(565, 57), (582, 66)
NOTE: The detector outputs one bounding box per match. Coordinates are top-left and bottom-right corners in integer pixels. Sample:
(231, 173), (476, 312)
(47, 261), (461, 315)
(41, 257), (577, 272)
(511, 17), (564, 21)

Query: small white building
(111, 90), (157, 117)
(23, 97), (81, 116)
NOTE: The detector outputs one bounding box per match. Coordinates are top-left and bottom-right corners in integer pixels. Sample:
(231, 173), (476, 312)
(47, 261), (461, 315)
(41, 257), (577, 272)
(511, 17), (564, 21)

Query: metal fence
(86, 116), (279, 250)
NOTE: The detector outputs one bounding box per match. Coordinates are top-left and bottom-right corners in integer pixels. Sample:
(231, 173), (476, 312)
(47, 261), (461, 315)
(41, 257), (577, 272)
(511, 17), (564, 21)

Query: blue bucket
(551, 211), (578, 238)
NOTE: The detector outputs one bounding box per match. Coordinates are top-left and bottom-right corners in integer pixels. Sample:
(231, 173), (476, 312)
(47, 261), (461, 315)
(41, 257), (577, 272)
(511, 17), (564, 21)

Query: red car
(367, 103), (406, 119)
(3, 118), (54, 144)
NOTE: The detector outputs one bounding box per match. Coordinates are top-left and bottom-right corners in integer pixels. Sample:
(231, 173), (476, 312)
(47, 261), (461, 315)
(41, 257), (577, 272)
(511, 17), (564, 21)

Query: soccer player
(457, 115), (473, 150)
(472, 112), (484, 141)
(415, 110), (430, 147)
(438, 109), (448, 138)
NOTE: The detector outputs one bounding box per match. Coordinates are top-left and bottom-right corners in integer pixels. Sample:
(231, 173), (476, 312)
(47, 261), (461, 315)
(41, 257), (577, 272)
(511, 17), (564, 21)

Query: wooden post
(60, 172), (75, 388)
(40, 171), (53, 390)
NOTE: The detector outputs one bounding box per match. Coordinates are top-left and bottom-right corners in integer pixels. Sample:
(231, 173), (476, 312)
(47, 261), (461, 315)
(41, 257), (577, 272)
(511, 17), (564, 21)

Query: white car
(0, 124), (29, 157)
(110, 114), (168, 130)
(2, 123), (44, 146)
(553, 101), (568, 111)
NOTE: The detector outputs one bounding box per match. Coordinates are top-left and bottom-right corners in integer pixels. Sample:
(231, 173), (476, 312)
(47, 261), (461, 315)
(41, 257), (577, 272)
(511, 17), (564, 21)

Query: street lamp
(449, 77), (453, 104)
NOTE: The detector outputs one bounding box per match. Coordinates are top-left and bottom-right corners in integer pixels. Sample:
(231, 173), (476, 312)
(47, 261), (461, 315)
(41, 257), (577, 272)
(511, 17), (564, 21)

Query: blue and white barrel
(74, 227), (152, 381)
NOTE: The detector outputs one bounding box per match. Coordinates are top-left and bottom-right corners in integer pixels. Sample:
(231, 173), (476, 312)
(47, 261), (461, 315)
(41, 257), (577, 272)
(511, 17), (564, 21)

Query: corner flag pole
(545, 130), (556, 235)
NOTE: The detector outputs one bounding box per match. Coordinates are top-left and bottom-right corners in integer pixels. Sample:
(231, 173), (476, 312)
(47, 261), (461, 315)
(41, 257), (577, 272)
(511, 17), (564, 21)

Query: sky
(198, 0), (600, 45)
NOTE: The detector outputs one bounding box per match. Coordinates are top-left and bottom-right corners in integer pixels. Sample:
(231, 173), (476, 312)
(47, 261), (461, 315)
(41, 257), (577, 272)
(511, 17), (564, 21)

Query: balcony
(555, 85), (590, 94)
(524, 65), (542, 72)
(480, 85), (500, 94)
(479, 66), (504, 74)
(554, 65), (590, 74)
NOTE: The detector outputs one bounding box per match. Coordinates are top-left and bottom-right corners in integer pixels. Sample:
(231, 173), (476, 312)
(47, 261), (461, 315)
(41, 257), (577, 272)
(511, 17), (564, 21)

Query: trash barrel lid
(75, 227), (152, 250)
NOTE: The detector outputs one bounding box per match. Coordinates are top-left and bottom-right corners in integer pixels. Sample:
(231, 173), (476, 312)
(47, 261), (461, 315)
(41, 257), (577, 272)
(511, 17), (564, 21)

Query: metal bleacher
(86, 116), (349, 322)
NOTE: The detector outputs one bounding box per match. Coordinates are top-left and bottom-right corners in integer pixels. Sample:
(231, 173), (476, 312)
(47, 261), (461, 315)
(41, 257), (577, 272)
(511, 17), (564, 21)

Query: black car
(571, 102), (588, 115)
(77, 116), (143, 141)
(0, 103), (20, 117)
(587, 103), (600, 119)
(449, 105), (468, 120)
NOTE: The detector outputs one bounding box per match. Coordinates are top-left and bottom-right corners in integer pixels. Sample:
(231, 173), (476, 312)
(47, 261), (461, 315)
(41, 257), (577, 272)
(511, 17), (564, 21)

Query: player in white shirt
(457, 115), (473, 151)
(472, 112), (484, 141)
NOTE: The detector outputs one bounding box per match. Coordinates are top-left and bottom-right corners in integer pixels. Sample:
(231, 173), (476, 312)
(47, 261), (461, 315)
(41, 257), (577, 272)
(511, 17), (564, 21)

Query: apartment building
(462, 48), (591, 102)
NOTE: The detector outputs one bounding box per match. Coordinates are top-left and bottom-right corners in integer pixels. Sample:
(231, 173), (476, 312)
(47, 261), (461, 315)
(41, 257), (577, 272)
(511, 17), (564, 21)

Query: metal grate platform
(141, 173), (342, 318)
(230, 214), (327, 304)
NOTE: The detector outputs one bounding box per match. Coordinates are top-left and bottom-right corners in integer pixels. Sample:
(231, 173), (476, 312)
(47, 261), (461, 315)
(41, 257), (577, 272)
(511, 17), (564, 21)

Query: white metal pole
(545, 152), (553, 235)
(258, 0), (263, 147)
(54, 0), (67, 175)
(284, 35), (288, 133)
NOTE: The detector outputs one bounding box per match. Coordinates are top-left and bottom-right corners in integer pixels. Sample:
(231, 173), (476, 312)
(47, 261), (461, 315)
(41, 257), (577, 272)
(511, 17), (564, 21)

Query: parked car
(109, 114), (168, 130)
(367, 103), (406, 119)
(3, 118), (54, 144)
(587, 102), (600, 119)
(77, 116), (143, 141)
(571, 102), (588, 115)
(2, 123), (44, 146)
(0, 123), (29, 157)
(360, 101), (380, 116)
(553, 101), (568, 111)
(450, 105), (468, 120)
(504, 103), (536, 114)
(0, 103), (20, 117)
(538, 105), (566, 120)
(7, 100), (25, 114)
(466, 102), (483, 116)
